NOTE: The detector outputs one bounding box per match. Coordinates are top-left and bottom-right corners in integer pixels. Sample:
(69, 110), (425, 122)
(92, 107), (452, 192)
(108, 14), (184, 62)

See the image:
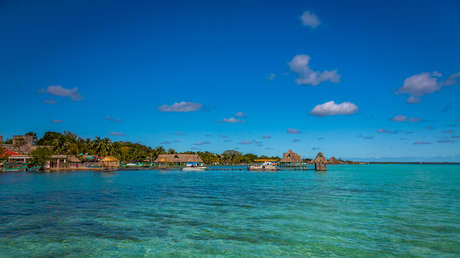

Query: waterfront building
(313, 152), (328, 171)
(279, 150), (304, 168)
(67, 156), (82, 168)
(47, 155), (68, 169)
(154, 154), (203, 168)
(101, 156), (120, 168)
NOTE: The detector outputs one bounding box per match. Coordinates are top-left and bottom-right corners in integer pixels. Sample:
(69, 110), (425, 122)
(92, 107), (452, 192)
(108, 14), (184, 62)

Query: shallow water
(1, 165), (459, 257)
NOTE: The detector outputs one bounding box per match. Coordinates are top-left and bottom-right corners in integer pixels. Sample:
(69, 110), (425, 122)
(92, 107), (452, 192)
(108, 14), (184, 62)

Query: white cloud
(235, 112), (247, 117)
(47, 86), (82, 101)
(289, 55), (340, 85)
(409, 117), (422, 122)
(224, 117), (244, 123)
(399, 72), (440, 96)
(407, 96), (421, 104)
(109, 132), (126, 136)
(432, 71), (443, 77)
(392, 115), (407, 122)
(217, 117), (245, 123)
(51, 119), (62, 124)
(310, 101), (358, 117)
(193, 141), (210, 146)
(300, 10), (320, 28)
(413, 141), (431, 145)
(287, 128), (301, 134)
(266, 73), (276, 80)
(158, 101), (203, 112)
(444, 72), (460, 86)
(398, 71), (460, 103)
(377, 129), (398, 134)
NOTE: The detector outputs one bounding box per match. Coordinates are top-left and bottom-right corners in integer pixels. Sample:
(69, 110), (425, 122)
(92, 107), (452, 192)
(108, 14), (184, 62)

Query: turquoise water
(1, 165), (459, 257)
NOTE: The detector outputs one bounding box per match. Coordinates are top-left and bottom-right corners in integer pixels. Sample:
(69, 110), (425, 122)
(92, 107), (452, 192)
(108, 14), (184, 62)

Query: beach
(1, 165), (459, 257)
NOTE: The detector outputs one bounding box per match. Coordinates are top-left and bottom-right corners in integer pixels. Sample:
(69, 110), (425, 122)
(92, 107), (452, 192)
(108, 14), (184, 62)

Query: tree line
(4, 131), (280, 164)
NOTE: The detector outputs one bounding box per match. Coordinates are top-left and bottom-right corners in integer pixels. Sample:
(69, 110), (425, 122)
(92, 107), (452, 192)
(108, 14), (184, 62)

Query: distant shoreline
(366, 162), (460, 165)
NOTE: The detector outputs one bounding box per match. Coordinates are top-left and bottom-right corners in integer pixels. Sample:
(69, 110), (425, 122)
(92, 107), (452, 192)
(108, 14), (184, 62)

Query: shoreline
(25, 162), (460, 173)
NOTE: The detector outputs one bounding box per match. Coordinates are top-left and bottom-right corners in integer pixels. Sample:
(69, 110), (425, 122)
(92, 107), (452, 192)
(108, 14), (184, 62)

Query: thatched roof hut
(280, 150), (302, 163)
(313, 152), (327, 171)
(102, 156), (119, 168)
(155, 154), (203, 164)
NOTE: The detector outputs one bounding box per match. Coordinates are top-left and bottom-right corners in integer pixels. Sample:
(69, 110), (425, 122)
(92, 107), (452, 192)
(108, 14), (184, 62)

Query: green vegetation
(0, 146), (7, 162)
(31, 147), (53, 167)
(28, 131), (279, 164)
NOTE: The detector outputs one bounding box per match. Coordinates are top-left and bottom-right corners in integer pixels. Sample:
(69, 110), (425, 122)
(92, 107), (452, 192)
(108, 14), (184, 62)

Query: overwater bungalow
(313, 152), (328, 171)
(154, 154), (204, 168)
(279, 150), (305, 168)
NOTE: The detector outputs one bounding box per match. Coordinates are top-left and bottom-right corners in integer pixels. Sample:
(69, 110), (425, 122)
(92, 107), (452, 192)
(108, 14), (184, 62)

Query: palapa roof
(0, 148), (19, 157)
(313, 152), (327, 164)
(101, 156), (119, 162)
(280, 149), (302, 163)
(155, 154), (203, 163)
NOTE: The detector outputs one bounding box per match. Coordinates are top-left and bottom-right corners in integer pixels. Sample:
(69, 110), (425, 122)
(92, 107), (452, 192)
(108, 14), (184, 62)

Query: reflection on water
(0, 165), (459, 257)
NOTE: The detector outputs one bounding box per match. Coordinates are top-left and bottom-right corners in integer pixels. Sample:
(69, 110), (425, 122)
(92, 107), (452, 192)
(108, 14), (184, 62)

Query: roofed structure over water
(154, 154), (203, 167)
(313, 152), (327, 171)
(279, 150), (303, 167)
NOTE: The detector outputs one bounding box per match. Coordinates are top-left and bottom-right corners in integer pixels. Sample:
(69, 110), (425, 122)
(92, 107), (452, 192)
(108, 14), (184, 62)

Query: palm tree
(90, 137), (113, 156)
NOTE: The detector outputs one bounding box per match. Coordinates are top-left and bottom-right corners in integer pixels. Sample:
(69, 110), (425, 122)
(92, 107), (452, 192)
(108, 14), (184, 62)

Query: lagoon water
(1, 165), (459, 257)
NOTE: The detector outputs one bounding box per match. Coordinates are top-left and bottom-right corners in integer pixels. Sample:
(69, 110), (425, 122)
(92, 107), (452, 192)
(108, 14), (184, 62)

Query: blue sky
(1, 0), (460, 161)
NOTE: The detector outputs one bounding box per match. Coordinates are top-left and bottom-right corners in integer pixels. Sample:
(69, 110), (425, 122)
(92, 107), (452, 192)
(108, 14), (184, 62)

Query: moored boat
(248, 159), (280, 171)
(182, 166), (207, 171)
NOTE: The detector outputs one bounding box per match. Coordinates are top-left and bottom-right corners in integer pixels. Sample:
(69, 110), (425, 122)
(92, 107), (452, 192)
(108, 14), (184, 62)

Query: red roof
(0, 149), (19, 157)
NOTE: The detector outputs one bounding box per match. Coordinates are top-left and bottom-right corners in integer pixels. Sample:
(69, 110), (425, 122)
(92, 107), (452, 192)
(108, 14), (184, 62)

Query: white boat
(182, 166), (207, 171)
(248, 160), (280, 171)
